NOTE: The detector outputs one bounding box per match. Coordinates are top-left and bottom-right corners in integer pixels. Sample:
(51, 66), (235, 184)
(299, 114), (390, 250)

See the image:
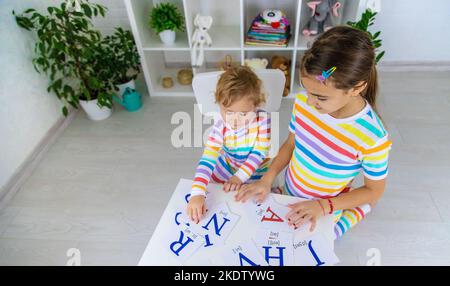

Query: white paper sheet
(138, 179), (338, 266)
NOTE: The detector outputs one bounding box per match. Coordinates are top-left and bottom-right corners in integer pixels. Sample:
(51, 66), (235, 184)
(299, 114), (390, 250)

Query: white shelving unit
(124, 0), (368, 98)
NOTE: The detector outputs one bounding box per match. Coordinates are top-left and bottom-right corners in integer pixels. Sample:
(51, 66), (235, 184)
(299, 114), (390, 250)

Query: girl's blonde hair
(215, 66), (265, 107)
(301, 26), (380, 116)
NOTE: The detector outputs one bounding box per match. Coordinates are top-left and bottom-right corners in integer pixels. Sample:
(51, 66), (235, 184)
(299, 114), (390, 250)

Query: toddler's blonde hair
(215, 66), (265, 107)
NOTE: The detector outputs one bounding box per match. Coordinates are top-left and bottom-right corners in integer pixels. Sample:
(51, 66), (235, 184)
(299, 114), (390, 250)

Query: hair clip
(316, 67), (336, 84)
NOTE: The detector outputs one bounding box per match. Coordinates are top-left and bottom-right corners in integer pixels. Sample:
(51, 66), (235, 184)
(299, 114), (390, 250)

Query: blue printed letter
(169, 231), (193, 256)
(263, 246), (285, 266)
(308, 240), (325, 266)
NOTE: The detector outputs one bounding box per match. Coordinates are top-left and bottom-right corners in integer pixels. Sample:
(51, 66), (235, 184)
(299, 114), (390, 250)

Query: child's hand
(223, 176), (242, 192)
(234, 178), (271, 203)
(286, 200), (325, 232)
(186, 195), (206, 224)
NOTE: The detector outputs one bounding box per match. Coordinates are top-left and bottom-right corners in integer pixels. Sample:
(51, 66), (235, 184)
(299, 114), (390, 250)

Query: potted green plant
(149, 2), (185, 45)
(102, 27), (141, 96)
(81, 38), (118, 119)
(347, 9), (385, 63)
(13, 0), (114, 120)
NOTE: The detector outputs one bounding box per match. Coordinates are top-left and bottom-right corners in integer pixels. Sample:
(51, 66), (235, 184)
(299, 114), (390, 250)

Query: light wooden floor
(1, 71), (450, 266)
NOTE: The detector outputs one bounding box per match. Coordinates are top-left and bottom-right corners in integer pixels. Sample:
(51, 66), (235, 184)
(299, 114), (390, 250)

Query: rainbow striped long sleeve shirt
(286, 93), (392, 199)
(191, 111), (271, 197)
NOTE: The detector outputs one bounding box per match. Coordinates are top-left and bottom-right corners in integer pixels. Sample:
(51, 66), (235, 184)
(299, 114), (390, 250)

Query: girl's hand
(286, 200), (325, 232)
(186, 195), (206, 224)
(223, 175), (242, 192)
(234, 178), (271, 203)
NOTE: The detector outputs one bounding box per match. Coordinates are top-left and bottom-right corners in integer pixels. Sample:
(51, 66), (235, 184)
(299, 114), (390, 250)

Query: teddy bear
(244, 58), (269, 70)
(271, 56), (291, 97)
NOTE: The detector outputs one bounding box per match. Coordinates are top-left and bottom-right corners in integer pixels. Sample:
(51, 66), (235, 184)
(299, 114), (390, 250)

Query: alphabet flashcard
(254, 229), (295, 266)
(218, 240), (269, 266)
(292, 233), (340, 266)
(177, 202), (240, 248)
(198, 202), (240, 248)
(245, 195), (294, 232)
(164, 212), (205, 263)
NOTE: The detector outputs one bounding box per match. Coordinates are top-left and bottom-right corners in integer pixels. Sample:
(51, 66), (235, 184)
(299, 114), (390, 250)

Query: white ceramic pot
(79, 98), (112, 121)
(117, 79), (136, 97)
(159, 29), (176, 45)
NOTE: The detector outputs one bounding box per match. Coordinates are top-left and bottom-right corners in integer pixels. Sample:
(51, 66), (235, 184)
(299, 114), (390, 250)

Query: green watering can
(113, 87), (142, 112)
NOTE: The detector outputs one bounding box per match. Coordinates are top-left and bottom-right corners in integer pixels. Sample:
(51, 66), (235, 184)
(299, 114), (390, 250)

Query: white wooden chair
(192, 69), (285, 116)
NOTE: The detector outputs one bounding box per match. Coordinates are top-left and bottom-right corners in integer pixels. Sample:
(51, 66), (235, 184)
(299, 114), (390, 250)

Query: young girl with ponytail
(235, 26), (392, 239)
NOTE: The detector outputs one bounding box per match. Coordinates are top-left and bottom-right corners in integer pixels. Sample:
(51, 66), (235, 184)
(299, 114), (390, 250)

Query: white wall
(0, 0), (63, 191)
(0, 0), (131, 192)
(372, 0), (450, 62)
(91, 0), (131, 35)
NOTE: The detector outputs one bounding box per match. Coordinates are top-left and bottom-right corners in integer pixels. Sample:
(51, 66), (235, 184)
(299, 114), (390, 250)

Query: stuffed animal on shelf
(261, 9), (284, 28)
(191, 14), (213, 67)
(218, 55), (235, 71)
(271, 55), (291, 97)
(244, 58), (269, 70)
(302, 0), (342, 36)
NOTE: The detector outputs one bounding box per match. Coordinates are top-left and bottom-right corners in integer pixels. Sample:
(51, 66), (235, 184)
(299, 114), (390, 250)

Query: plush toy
(271, 56), (291, 97)
(191, 14), (213, 67)
(244, 58), (269, 70)
(218, 55), (235, 71)
(302, 0), (341, 36)
(261, 9), (284, 28)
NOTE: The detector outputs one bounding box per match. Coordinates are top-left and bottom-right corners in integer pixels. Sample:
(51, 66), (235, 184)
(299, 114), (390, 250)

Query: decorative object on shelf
(244, 58), (269, 70)
(177, 69), (193, 85)
(271, 56), (291, 97)
(161, 77), (174, 88)
(218, 55), (234, 71)
(302, 0), (342, 36)
(190, 14), (213, 67)
(149, 2), (185, 45)
(347, 8), (385, 63)
(245, 9), (291, 47)
(13, 0), (116, 120)
(102, 27), (141, 97)
(113, 87), (142, 112)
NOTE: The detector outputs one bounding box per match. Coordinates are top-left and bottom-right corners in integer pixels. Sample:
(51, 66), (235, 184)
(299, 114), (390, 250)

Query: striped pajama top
(286, 93), (392, 199)
(191, 110), (271, 197)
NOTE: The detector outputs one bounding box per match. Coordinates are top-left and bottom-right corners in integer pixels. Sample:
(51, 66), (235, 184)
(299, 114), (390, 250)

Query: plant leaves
(81, 4), (92, 18)
(87, 77), (100, 89)
(347, 8), (384, 64)
(62, 106), (68, 117)
(372, 31), (381, 39)
(376, 51), (385, 63)
(53, 78), (62, 90)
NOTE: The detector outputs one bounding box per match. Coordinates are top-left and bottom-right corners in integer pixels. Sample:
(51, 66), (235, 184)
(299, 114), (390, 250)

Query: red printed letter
(261, 207), (284, 222)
